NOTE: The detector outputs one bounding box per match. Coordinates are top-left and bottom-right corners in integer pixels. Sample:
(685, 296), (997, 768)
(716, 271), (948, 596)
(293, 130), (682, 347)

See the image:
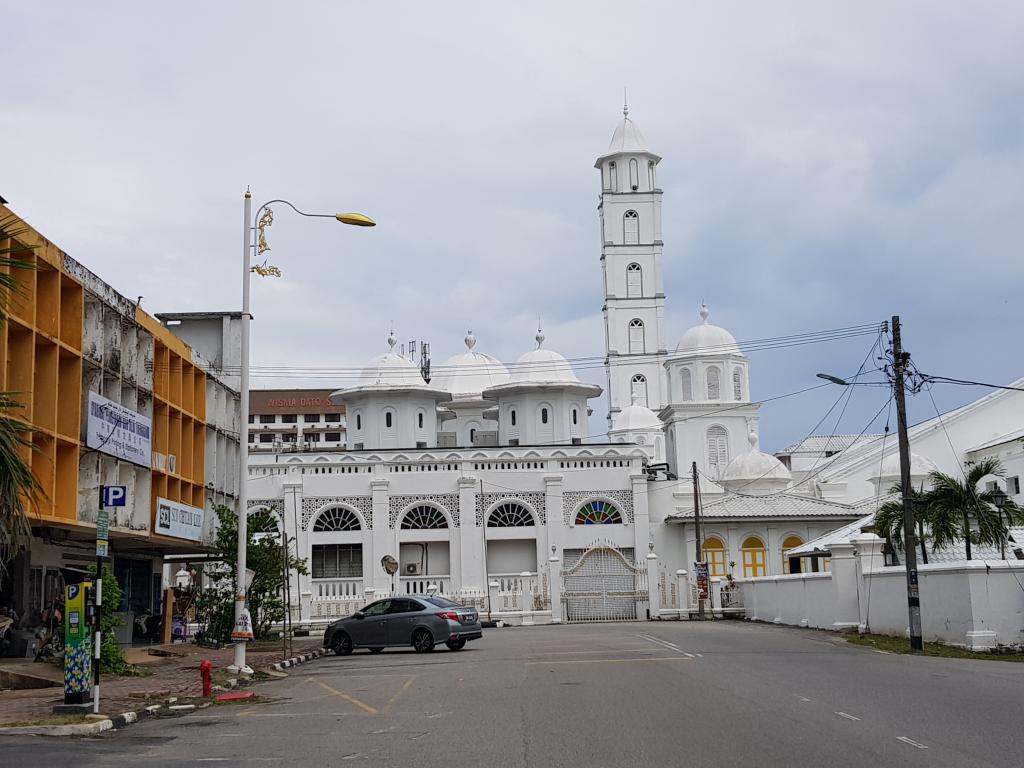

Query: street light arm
(255, 199), (337, 223)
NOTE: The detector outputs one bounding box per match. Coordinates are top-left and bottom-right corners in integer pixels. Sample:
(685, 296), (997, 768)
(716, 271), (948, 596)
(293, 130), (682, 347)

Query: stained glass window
(312, 507), (362, 532)
(487, 503), (535, 528)
(400, 505), (448, 529)
(574, 500), (623, 525)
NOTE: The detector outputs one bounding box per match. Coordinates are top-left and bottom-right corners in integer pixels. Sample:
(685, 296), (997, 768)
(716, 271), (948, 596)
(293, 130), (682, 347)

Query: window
(304, 413), (320, 423)
(324, 413), (341, 423)
(311, 543), (362, 578)
(355, 413), (362, 430)
(400, 505), (448, 529)
(701, 538), (727, 577)
(608, 161), (618, 192)
(385, 411), (393, 429)
(707, 366), (721, 400)
(626, 263), (642, 297)
(782, 535), (804, 574)
(680, 369), (693, 401)
(631, 374), (648, 407)
(510, 409), (517, 426)
(648, 160), (655, 190)
(706, 426), (729, 477)
(629, 158), (639, 190)
(487, 502), (535, 527)
(259, 415), (275, 424)
(313, 507), (362, 531)
(575, 500), (623, 525)
(1007, 476), (1021, 496)
(742, 536), (767, 578)
(281, 414), (297, 424)
(282, 433), (296, 443)
(325, 432), (342, 442)
(360, 600), (391, 616)
(418, 411), (424, 429)
(248, 414), (254, 424)
(259, 433), (273, 443)
(572, 408), (578, 425)
(541, 408), (549, 425)
(733, 370), (742, 401)
(387, 599), (423, 614)
(306, 432), (321, 442)
(623, 210), (639, 244)
(628, 318), (645, 354)
(469, 427), (477, 443)
(248, 433), (255, 443)
(425, 595), (461, 608)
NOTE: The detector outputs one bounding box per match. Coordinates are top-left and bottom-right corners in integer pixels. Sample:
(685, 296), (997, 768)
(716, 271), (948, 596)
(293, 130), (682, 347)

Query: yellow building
(1, 201), (239, 621)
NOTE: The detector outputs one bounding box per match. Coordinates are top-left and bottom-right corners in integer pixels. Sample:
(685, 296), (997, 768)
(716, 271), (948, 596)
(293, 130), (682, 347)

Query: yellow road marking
(383, 676), (416, 713)
(310, 678), (380, 714)
(528, 648), (654, 656)
(527, 656), (693, 666)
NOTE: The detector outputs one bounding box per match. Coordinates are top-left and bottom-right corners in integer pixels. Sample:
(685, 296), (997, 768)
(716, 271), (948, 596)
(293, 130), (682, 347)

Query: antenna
(420, 341), (431, 383)
(408, 339), (417, 361)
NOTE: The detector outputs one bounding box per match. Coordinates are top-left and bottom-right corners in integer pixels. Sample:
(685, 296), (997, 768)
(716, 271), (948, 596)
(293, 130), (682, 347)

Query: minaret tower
(596, 100), (667, 429)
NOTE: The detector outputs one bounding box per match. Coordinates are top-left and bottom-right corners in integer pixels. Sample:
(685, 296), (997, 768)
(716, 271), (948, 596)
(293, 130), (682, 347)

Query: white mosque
(245, 109), (881, 624)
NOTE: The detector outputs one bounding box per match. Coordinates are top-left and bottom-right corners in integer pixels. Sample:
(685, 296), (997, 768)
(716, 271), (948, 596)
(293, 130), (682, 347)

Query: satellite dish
(381, 555), (398, 575)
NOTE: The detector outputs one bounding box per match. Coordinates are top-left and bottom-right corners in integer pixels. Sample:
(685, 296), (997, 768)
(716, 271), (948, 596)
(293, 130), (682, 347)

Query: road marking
(310, 678), (380, 715)
(528, 648), (654, 656)
(637, 634), (685, 653)
(527, 657), (693, 666)
(383, 676), (416, 713)
(897, 736), (928, 749)
(835, 711), (861, 721)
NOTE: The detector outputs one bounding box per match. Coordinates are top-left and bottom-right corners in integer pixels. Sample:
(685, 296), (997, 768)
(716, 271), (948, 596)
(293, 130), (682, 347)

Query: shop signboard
(694, 562), (710, 601)
(155, 497), (205, 542)
(86, 391), (152, 467)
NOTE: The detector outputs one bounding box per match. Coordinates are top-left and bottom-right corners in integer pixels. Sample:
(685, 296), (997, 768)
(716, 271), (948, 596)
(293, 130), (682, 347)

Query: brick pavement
(0, 638), (323, 725)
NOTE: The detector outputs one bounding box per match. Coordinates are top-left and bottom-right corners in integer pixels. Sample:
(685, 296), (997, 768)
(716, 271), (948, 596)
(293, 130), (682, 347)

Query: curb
(271, 648), (325, 672)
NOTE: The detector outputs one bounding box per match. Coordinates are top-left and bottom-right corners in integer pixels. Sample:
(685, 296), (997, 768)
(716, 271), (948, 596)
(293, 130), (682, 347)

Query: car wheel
(445, 639), (466, 651)
(412, 629), (435, 653)
(368, 647), (384, 654)
(331, 632), (353, 656)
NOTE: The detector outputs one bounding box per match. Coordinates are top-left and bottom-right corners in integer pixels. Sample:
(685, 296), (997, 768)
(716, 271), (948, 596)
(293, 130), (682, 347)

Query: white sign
(86, 391), (152, 467)
(155, 497), (205, 542)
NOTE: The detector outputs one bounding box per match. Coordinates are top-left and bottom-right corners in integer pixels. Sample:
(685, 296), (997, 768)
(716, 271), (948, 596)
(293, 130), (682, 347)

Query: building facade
(248, 388), (347, 453)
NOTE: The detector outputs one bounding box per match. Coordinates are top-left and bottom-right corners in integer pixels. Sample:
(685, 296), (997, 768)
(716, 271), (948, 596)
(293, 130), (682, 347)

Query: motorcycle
(33, 598), (64, 663)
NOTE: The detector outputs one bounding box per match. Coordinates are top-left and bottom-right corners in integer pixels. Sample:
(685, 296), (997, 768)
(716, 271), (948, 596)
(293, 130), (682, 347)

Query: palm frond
(0, 392), (43, 570)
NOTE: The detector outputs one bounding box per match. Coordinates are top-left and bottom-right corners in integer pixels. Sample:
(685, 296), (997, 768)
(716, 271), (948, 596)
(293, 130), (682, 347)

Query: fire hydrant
(200, 659), (213, 698)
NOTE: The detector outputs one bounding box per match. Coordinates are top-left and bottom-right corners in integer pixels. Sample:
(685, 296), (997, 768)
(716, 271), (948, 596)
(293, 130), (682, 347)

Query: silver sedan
(323, 595), (482, 655)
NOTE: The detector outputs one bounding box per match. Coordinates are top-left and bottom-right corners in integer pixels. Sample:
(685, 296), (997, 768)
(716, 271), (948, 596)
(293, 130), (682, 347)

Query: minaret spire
(623, 88), (629, 118)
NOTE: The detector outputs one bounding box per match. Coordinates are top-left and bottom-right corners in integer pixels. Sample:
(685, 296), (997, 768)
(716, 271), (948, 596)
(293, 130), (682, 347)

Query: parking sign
(101, 485), (127, 507)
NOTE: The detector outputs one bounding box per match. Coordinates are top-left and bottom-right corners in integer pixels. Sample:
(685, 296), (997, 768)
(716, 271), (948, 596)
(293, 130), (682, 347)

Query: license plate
(463, 613), (476, 623)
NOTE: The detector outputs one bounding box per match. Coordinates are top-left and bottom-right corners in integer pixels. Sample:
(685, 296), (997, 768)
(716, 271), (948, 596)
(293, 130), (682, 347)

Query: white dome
(607, 116), (649, 154)
(611, 395), (662, 432)
(676, 303), (742, 356)
(507, 329), (580, 385)
(721, 430), (791, 485)
(432, 332), (510, 399)
(335, 333), (431, 393)
(877, 451), (938, 480)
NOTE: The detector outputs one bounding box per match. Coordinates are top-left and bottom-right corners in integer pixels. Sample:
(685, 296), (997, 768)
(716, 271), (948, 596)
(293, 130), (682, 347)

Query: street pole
(691, 461), (705, 620)
(891, 315), (924, 651)
(93, 487), (104, 714)
(231, 190), (253, 674)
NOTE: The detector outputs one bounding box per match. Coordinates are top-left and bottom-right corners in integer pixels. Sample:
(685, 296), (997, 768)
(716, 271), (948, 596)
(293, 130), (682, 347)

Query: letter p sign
(102, 485), (128, 507)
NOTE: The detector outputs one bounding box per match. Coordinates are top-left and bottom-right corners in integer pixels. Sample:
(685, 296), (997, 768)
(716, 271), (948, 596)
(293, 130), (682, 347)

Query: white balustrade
(399, 575), (451, 595)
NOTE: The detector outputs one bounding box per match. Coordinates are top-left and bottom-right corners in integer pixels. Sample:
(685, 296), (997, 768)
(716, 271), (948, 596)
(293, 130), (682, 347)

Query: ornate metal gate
(561, 543), (648, 622)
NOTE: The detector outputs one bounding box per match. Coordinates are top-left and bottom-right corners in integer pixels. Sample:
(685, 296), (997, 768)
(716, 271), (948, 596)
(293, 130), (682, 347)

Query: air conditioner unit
(405, 563), (419, 575)
(167, 454), (177, 474)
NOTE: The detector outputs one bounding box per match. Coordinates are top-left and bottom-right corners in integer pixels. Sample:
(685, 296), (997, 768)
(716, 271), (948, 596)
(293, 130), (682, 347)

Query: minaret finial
(387, 326), (397, 351)
(465, 330), (476, 350)
(623, 87), (629, 118)
(535, 320), (545, 349)
(699, 300), (709, 323)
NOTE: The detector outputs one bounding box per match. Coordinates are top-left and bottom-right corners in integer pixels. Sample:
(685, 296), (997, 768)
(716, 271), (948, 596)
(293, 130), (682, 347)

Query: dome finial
(630, 391), (639, 406)
(623, 87), (629, 118)
(464, 330), (476, 350)
(535, 320), (545, 349)
(387, 327), (397, 351)
(699, 301), (710, 324)
(748, 428), (758, 450)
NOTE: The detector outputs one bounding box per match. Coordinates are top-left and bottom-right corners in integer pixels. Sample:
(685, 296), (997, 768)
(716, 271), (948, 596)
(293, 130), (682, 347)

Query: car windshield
(424, 596), (461, 608)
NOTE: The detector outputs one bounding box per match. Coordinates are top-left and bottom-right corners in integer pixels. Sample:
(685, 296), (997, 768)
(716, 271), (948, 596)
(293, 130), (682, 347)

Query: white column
(852, 533), (885, 634)
(645, 547), (658, 620)
(830, 542), (860, 630)
(710, 576), (723, 617)
(370, 478), (392, 596)
(520, 571), (534, 626)
(676, 569), (689, 617)
(549, 551), (562, 624)
(488, 579), (501, 623)
(457, 477), (480, 593)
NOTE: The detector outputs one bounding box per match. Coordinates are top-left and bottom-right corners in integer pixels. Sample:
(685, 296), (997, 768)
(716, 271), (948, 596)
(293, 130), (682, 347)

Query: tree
(926, 457), (1022, 560)
(874, 485), (931, 564)
(0, 212), (42, 572)
(89, 564), (129, 674)
(198, 504), (307, 642)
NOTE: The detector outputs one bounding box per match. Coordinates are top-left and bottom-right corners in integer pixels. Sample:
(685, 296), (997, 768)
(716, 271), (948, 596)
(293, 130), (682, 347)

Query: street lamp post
(991, 488), (1008, 560)
(228, 191), (374, 675)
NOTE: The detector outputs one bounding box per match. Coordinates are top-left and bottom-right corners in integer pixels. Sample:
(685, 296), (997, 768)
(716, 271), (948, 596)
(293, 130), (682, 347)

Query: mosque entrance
(561, 543), (648, 622)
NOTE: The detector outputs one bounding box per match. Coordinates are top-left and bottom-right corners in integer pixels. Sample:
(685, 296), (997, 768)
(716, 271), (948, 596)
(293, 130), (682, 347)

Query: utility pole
(691, 462), (706, 620)
(891, 315), (924, 651)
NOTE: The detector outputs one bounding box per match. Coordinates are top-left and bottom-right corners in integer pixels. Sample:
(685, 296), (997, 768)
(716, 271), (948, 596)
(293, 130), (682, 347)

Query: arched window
(469, 427), (476, 444)
(648, 160), (656, 190)
(400, 505), (448, 530)
(742, 536), (767, 578)
(701, 537), (727, 577)
(631, 374), (648, 407)
(510, 409), (517, 427)
(575, 500), (623, 525)
(312, 507), (362, 532)
(629, 158), (639, 190)
(487, 503), (535, 528)
(572, 408), (578, 425)
(782, 535), (804, 574)
(609, 161), (618, 192)
(707, 366), (721, 400)
(385, 411), (393, 429)
(628, 318), (645, 354)
(623, 210), (639, 245)
(541, 408), (549, 425)
(680, 369), (693, 401)
(626, 263), (642, 297)
(249, 508), (280, 535)
(417, 411), (424, 429)
(733, 369), (743, 401)
(355, 413), (362, 430)
(706, 425), (729, 477)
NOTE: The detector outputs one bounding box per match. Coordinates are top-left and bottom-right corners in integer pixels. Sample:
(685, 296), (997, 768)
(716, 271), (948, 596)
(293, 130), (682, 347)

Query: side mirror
(352, 611), (364, 620)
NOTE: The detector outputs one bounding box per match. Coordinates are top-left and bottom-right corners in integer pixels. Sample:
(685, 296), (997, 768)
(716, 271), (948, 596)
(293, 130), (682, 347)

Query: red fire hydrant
(200, 659), (213, 698)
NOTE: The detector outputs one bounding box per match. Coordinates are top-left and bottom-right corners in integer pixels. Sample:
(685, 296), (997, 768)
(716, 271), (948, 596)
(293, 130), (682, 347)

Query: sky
(4, 1), (1022, 452)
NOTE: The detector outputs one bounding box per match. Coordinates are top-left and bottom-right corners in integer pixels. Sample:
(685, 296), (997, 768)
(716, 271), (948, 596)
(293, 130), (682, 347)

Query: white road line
(793, 694), (812, 702)
(835, 711), (861, 721)
(897, 736), (928, 750)
(696, 653), (703, 657)
(684, 652), (696, 658)
(637, 634), (684, 653)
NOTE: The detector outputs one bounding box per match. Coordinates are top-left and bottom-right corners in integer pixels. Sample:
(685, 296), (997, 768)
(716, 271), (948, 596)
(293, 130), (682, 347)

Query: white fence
(738, 534), (1024, 650)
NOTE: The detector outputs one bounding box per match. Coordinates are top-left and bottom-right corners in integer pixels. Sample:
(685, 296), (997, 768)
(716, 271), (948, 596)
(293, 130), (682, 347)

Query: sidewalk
(0, 638), (323, 726)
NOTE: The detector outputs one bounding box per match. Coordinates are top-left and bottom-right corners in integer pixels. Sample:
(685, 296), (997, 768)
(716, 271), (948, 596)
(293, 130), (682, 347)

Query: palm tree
(0, 211), (42, 572)
(926, 457), (1015, 560)
(874, 486), (930, 564)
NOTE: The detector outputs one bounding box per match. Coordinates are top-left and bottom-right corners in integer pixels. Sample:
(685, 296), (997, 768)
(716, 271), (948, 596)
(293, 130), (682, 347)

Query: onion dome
(721, 430), (792, 491)
(611, 393), (662, 432)
(507, 327), (581, 386)
(676, 303), (742, 356)
(330, 332), (450, 401)
(432, 331), (510, 400)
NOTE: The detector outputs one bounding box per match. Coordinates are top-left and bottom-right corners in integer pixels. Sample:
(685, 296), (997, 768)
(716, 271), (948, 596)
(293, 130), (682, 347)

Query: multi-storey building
(248, 388), (347, 452)
(0, 202), (239, 625)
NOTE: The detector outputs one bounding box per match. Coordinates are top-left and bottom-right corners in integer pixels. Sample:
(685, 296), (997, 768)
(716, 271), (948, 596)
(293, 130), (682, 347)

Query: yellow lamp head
(335, 213), (376, 227)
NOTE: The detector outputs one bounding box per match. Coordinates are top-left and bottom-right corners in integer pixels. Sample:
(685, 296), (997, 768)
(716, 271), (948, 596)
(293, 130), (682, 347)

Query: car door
(349, 600), (390, 647)
(385, 599), (423, 646)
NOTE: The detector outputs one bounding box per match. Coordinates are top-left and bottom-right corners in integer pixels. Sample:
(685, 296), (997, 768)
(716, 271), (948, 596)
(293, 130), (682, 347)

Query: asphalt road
(2, 620), (1022, 767)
